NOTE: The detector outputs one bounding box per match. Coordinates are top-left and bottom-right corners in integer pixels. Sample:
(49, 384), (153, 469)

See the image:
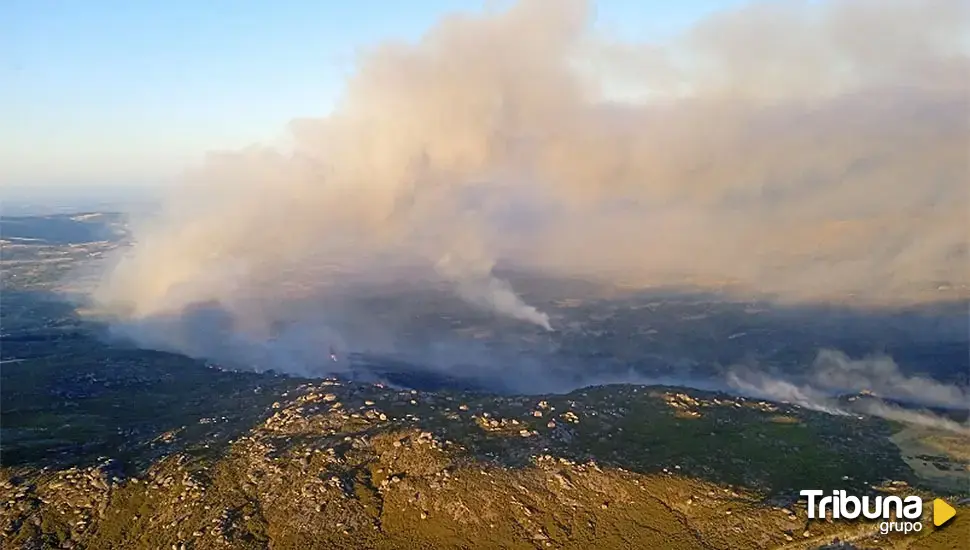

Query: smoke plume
(727, 349), (970, 434)
(90, 0), (969, 379)
(810, 349), (968, 409)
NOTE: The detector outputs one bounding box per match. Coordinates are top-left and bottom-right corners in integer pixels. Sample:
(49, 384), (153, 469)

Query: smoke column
(90, 0), (969, 374)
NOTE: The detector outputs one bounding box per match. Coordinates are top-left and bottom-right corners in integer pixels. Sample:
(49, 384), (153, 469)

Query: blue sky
(1, 0), (747, 189)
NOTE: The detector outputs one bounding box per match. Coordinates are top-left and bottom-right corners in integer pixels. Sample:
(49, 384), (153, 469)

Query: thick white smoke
(89, 0), (969, 377)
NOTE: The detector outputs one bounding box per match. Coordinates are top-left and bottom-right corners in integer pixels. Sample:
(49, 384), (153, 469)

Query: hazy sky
(1, 0), (747, 189)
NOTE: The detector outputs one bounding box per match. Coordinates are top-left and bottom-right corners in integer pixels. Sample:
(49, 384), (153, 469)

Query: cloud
(87, 0), (969, 377)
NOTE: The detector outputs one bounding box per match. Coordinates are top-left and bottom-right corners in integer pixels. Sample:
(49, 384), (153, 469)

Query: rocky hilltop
(2, 380), (966, 549)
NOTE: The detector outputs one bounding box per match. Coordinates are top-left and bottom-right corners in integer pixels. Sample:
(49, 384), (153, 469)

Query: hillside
(2, 379), (966, 549)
